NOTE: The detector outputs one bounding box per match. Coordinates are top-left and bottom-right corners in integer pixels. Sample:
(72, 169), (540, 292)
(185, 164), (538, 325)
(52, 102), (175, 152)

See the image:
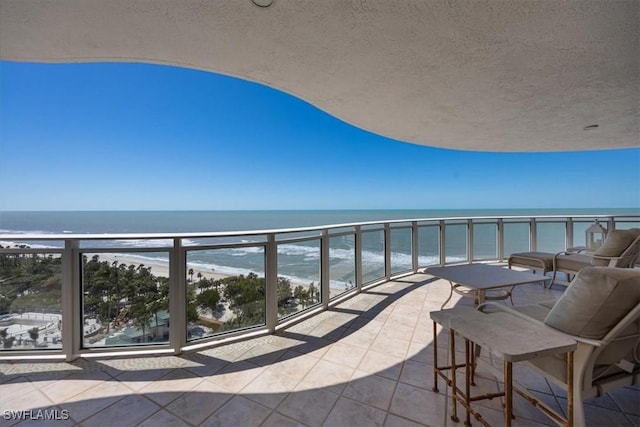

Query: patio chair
(551, 228), (640, 286)
(478, 266), (640, 427)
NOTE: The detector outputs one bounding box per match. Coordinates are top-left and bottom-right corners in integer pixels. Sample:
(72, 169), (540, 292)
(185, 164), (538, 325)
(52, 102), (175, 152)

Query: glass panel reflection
(329, 235), (356, 299)
(361, 230), (385, 284)
(277, 240), (321, 318)
(186, 247), (266, 340)
(82, 252), (170, 347)
(0, 250), (62, 351)
(390, 228), (412, 274)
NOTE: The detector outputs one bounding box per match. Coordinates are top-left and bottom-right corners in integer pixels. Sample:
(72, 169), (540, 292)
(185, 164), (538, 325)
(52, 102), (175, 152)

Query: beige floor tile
(607, 387), (640, 415)
(386, 312), (419, 329)
(115, 367), (169, 392)
(322, 311), (358, 328)
(580, 402), (636, 427)
(200, 395), (271, 427)
(399, 360), (432, 390)
(261, 411), (306, 427)
(287, 336), (332, 359)
(389, 382), (448, 425)
(379, 323), (415, 342)
(264, 335), (305, 351)
(60, 380), (130, 422)
(370, 334), (410, 359)
(0, 378), (39, 408)
(40, 371), (113, 404)
(384, 414), (428, 426)
(137, 368), (204, 406)
(267, 351), (319, 380)
(237, 342), (287, 367)
(348, 318), (385, 335)
(100, 356), (185, 372)
(405, 342), (438, 366)
(322, 396), (386, 427)
(277, 388), (340, 427)
(137, 409), (189, 427)
(241, 369), (299, 409)
(0, 388), (52, 413)
(343, 371), (397, 410)
(338, 329), (377, 349)
(165, 381), (232, 425)
(357, 349), (403, 380)
(179, 352), (229, 377)
(295, 359), (354, 394)
(206, 361), (265, 393)
(79, 394), (160, 427)
(308, 322), (348, 341)
(322, 342), (367, 369)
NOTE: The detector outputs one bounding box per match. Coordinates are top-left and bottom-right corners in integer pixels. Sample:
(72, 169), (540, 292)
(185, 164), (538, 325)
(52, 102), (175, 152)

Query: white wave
(186, 260), (262, 278)
(0, 229), (57, 235)
(0, 240), (60, 250)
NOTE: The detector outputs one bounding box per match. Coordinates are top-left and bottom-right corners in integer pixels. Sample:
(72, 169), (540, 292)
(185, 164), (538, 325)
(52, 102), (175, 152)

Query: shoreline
(94, 253), (320, 290)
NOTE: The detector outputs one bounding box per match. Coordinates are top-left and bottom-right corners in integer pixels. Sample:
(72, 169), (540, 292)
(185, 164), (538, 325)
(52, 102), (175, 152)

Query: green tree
(188, 268), (194, 282)
(129, 296), (152, 343)
(0, 329), (15, 349)
(196, 289), (221, 313)
(28, 327), (39, 347)
(294, 285), (309, 308)
(277, 277), (293, 307)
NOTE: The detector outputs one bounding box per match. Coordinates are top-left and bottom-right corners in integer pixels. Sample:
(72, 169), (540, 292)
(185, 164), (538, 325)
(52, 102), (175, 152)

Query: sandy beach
(96, 253), (231, 283)
(93, 252), (315, 290)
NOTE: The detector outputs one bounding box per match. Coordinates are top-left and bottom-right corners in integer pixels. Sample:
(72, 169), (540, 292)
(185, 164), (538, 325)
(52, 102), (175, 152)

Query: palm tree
(197, 271), (203, 282)
(188, 268), (194, 282)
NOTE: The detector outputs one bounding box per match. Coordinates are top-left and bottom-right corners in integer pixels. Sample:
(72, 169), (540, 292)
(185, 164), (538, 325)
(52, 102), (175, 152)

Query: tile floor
(1, 272), (638, 426)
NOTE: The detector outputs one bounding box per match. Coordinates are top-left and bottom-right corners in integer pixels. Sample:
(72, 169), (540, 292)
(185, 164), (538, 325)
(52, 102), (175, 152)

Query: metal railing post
(169, 238), (186, 354)
(530, 218), (537, 251)
(439, 220), (446, 266)
(467, 219), (474, 262)
(412, 221), (419, 272)
(497, 219), (505, 261)
(62, 239), (79, 361)
(355, 226), (363, 290)
(321, 230), (330, 309)
(265, 234), (278, 332)
(566, 217), (574, 250)
(384, 224), (391, 279)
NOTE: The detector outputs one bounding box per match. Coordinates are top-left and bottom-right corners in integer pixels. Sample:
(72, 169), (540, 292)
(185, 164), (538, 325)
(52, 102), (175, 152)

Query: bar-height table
(430, 307), (577, 427)
(426, 264), (550, 308)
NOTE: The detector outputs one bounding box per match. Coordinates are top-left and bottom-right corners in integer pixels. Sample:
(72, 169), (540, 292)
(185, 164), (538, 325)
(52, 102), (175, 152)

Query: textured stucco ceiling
(1, 0), (638, 152)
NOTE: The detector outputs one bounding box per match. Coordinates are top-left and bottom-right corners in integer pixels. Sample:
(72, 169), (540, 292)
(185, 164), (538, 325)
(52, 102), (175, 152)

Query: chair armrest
(588, 254), (627, 267)
(566, 246), (587, 254)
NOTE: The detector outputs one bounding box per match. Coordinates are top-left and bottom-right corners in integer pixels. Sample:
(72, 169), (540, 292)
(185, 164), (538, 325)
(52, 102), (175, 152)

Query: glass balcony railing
(0, 214), (637, 359)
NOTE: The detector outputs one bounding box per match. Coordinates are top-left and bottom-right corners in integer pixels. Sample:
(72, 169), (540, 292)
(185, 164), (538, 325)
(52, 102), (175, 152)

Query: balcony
(1, 213), (639, 425)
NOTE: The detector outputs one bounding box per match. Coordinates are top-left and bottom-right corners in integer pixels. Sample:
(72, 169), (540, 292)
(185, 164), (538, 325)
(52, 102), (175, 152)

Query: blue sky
(1, 61), (638, 211)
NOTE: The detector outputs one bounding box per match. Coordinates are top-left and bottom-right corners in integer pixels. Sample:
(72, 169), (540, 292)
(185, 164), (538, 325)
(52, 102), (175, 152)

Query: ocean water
(1, 209), (637, 287)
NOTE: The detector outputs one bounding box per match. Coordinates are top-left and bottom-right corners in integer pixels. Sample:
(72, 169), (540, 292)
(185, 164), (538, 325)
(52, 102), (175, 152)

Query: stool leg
(504, 360), (513, 427)
(433, 321), (439, 392)
(450, 329), (459, 422)
(464, 339), (472, 426)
